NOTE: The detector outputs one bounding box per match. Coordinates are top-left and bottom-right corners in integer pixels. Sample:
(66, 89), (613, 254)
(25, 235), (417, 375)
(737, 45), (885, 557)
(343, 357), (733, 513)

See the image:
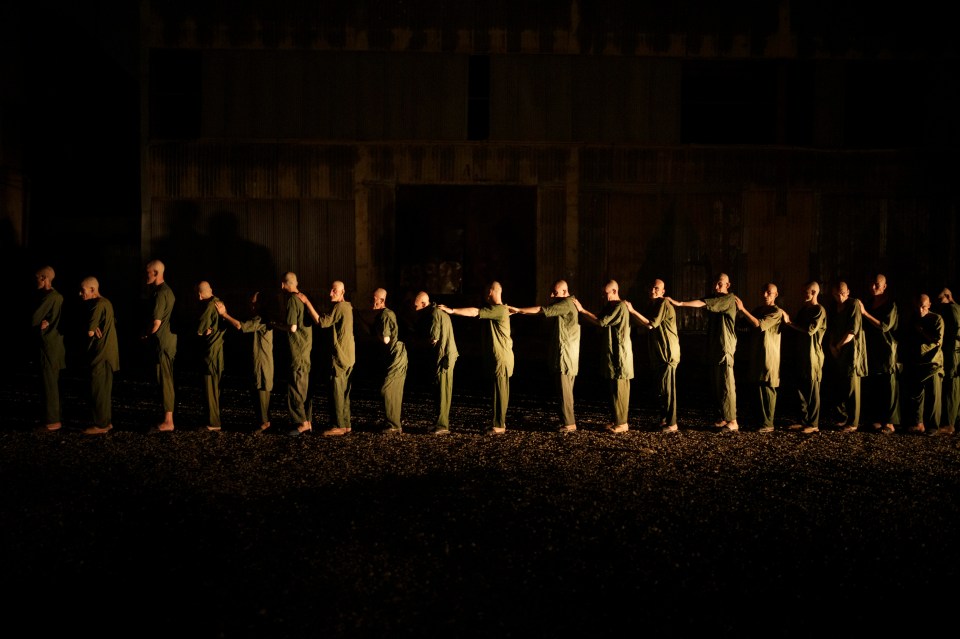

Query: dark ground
(3, 349), (960, 638)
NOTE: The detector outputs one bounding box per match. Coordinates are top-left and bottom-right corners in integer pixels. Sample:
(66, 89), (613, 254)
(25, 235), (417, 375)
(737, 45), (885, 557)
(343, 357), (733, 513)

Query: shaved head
(197, 281), (213, 299)
(414, 291), (430, 310)
(373, 287), (387, 309)
(35, 266), (55, 290)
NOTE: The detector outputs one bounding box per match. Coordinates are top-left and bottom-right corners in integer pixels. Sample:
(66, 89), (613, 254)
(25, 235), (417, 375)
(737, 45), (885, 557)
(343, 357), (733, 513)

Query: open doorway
(395, 185), (537, 306)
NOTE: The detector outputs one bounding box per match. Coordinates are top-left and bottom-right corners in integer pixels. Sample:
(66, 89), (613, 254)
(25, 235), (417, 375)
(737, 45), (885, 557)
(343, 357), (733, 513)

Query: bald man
(280, 271), (313, 435)
(79, 277), (119, 435)
(737, 283), (787, 433)
(372, 287), (408, 433)
(577, 280), (633, 433)
(196, 281), (226, 431)
(785, 281), (828, 434)
(414, 291), (458, 434)
(828, 281), (867, 432)
(300, 280), (355, 436)
(217, 292), (275, 432)
(32, 266), (65, 432)
(511, 279), (582, 432)
(670, 273), (741, 432)
(859, 274), (900, 433)
(935, 288), (960, 436)
(441, 281), (514, 434)
(625, 278), (680, 433)
(145, 260), (177, 432)
(903, 294), (944, 434)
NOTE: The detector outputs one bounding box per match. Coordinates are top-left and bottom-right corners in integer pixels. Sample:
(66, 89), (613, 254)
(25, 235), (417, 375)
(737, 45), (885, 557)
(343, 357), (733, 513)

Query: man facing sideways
(859, 274), (900, 434)
(624, 278), (680, 433)
(669, 273), (742, 432)
(828, 281), (868, 432)
(372, 287), (408, 434)
(79, 276), (119, 436)
(736, 283), (787, 433)
(279, 271), (313, 435)
(935, 288), (960, 436)
(32, 265), (65, 432)
(216, 292), (275, 433)
(440, 281), (514, 435)
(510, 279), (581, 433)
(784, 281), (828, 434)
(576, 280), (633, 434)
(145, 260), (177, 432)
(196, 281), (226, 431)
(413, 291), (458, 434)
(299, 280), (356, 436)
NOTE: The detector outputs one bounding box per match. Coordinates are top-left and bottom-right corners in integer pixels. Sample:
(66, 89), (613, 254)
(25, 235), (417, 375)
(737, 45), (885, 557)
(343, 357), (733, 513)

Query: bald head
(35, 266), (55, 290)
(604, 280), (620, 301)
(330, 280), (345, 302)
(870, 274), (888, 296)
(917, 293), (932, 316)
(146, 260), (165, 285)
(939, 288), (954, 304)
(197, 281), (213, 300)
(650, 279), (665, 299)
(414, 291), (430, 310)
(714, 273), (731, 294)
(80, 277), (100, 300)
(372, 287), (387, 310)
(803, 280), (820, 303)
(551, 280), (570, 298)
(486, 281), (504, 304)
(281, 272), (298, 292)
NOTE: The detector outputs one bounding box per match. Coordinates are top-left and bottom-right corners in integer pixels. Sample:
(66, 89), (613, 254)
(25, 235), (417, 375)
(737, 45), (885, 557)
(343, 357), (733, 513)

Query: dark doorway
(395, 185), (537, 306)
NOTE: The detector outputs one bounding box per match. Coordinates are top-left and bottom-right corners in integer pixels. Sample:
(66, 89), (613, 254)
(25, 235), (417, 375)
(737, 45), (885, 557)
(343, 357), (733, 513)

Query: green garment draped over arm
(598, 301), (633, 380)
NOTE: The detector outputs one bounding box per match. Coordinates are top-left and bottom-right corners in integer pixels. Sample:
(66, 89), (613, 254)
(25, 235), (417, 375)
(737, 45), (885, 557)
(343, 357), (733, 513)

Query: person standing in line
(624, 278), (680, 433)
(935, 288), (960, 436)
(510, 279), (581, 433)
(413, 291), (458, 434)
(216, 292), (275, 433)
(196, 281), (226, 431)
(299, 280), (355, 437)
(440, 281), (514, 435)
(784, 281), (828, 434)
(669, 273), (741, 432)
(372, 287), (408, 434)
(827, 281), (867, 432)
(279, 272), (313, 435)
(903, 293), (944, 435)
(736, 283), (787, 433)
(575, 279), (633, 434)
(79, 277), (119, 436)
(859, 274), (900, 434)
(32, 265), (65, 433)
(145, 259), (177, 432)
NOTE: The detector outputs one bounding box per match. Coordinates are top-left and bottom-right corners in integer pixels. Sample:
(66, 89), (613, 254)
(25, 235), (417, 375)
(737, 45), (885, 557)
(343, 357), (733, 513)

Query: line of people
(29, 261), (960, 437)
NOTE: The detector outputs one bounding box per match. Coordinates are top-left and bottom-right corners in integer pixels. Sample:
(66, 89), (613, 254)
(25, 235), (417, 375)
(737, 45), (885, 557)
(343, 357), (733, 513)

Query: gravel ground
(3, 363), (960, 638)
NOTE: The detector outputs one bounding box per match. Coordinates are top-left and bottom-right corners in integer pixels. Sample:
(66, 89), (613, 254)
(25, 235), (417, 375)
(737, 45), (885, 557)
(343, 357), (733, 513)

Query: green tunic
(478, 303), (514, 378)
(937, 301), (960, 428)
(240, 316), (274, 392)
(197, 297), (225, 376)
(316, 301), (355, 375)
(598, 300), (633, 380)
(864, 300), (899, 374)
(832, 298), (868, 377)
(428, 304), (458, 430)
(748, 304), (784, 387)
(285, 293), (312, 370)
(645, 297), (680, 367)
(86, 296), (119, 427)
(151, 282), (177, 413)
(703, 293), (738, 365)
(794, 304), (827, 381)
(33, 288), (66, 422)
(541, 296), (580, 376)
(375, 307), (408, 429)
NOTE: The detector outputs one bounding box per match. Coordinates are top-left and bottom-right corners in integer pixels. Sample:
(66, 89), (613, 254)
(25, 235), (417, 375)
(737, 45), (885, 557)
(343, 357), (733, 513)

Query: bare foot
(259, 421), (271, 431)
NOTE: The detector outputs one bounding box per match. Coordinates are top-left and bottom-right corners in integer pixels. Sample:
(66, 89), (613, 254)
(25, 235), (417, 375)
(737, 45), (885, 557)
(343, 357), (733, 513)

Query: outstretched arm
(296, 292), (321, 324)
(439, 304), (479, 318)
(215, 301), (242, 331)
(668, 296), (706, 309)
(623, 300), (651, 327)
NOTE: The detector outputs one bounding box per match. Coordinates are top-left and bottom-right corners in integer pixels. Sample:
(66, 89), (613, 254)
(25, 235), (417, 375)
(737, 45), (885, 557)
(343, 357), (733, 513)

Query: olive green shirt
(599, 300), (634, 380)
(794, 303), (827, 382)
(285, 293), (312, 369)
(832, 298), (868, 377)
(541, 296), (580, 376)
(240, 316), (274, 391)
(86, 296), (119, 371)
(645, 297), (680, 367)
(908, 311), (944, 372)
(316, 300), (355, 374)
(748, 304), (784, 386)
(376, 307), (407, 375)
(937, 301), (960, 377)
(864, 299), (899, 374)
(197, 296), (225, 375)
(478, 303), (514, 377)
(428, 304), (458, 371)
(151, 282), (177, 357)
(703, 293), (738, 365)
(33, 287), (66, 370)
